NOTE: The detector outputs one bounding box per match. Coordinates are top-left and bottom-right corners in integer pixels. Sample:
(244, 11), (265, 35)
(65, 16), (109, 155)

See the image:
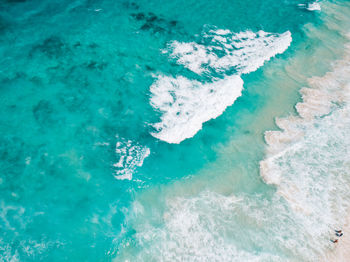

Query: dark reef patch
(0, 136), (26, 179)
(0, 71), (26, 85)
(130, 12), (179, 34)
(30, 36), (69, 58)
(88, 43), (99, 49)
(32, 100), (55, 126)
(4, 0), (26, 3)
(0, 16), (10, 33)
(73, 42), (82, 48)
(146, 12), (158, 22)
(140, 22), (152, 31)
(169, 20), (178, 27)
(145, 65), (154, 71)
(85, 61), (107, 71)
(131, 12), (145, 21)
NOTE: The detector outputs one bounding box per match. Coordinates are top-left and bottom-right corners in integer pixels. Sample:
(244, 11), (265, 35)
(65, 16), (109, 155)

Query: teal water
(1, 0), (350, 261)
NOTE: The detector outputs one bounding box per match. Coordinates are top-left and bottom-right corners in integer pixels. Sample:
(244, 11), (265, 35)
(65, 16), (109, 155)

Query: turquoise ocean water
(1, 0), (350, 261)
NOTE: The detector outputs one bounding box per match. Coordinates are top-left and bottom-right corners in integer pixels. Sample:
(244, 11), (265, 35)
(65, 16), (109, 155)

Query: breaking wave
(150, 29), (292, 143)
(150, 75), (243, 144)
(167, 30), (292, 75)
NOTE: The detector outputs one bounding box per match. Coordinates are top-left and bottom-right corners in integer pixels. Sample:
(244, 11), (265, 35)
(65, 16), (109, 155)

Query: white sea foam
(150, 75), (243, 144)
(117, 190), (327, 261)
(298, 2), (321, 11)
(113, 139), (150, 180)
(260, 41), (350, 260)
(167, 30), (292, 75)
(307, 2), (321, 11)
(0, 242), (20, 262)
(137, 101), (349, 260)
(0, 238), (64, 260)
(150, 29), (292, 143)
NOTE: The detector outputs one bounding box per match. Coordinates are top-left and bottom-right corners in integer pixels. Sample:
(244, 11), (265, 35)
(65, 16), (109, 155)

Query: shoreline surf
(116, 1), (350, 261)
(261, 1), (350, 259)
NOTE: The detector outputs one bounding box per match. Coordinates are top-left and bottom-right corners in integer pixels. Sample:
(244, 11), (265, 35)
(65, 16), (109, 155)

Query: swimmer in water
(331, 239), (338, 243)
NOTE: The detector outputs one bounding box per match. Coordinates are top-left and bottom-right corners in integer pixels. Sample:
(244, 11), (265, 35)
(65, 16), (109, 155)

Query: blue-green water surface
(0, 0), (347, 260)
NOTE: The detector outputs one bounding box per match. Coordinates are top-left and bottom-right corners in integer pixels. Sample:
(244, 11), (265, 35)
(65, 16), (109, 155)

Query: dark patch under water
(30, 36), (68, 58)
(131, 11), (179, 34)
(32, 100), (55, 126)
(4, 0), (27, 3)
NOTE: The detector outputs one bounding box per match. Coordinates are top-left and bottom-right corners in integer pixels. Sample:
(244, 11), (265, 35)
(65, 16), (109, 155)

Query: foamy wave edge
(260, 40), (350, 185)
(260, 32), (350, 260)
(150, 29), (292, 144)
(150, 75), (243, 144)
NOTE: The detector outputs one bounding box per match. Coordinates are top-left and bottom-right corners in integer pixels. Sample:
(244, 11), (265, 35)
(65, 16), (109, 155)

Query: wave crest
(150, 29), (292, 143)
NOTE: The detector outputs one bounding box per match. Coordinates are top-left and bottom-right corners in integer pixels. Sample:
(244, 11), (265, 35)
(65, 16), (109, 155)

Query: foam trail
(150, 75), (243, 144)
(167, 30), (292, 75)
(150, 29), (292, 143)
(298, 2), (321, 11)
(113, 139), (150, 180)
(307, 2), (321, 11)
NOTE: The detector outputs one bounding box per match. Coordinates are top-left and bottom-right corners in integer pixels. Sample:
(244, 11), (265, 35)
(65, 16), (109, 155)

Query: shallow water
(1, 0), (350, 261)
